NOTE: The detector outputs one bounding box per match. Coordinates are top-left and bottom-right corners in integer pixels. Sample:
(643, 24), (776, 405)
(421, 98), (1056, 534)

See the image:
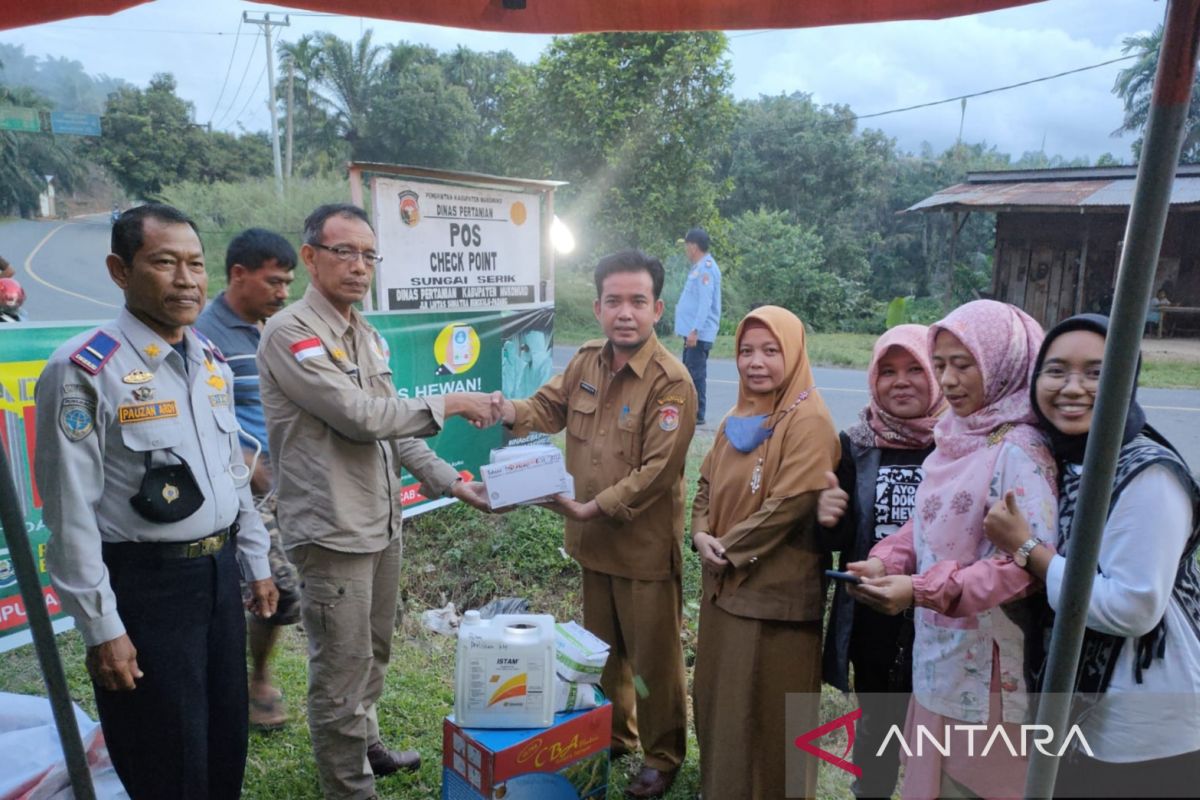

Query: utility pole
(243, 11), (289, 197)
(285, 57), (294, 180)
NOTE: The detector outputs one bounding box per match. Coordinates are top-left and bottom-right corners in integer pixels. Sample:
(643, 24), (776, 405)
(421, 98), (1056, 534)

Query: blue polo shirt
(674, 253), (722, 342)
(195, 292), (269, 457)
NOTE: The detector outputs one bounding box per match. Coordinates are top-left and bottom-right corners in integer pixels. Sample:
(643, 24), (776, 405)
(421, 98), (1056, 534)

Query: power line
(231, 60), (269, 128)
(830, 53), (1137, 127)
(206, 16), (244, 125)
(213, 29), (262, 129)
(847, 53), (1140, 123)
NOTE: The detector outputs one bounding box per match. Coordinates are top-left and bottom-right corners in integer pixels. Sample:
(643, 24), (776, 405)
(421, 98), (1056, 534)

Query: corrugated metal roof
(908, 174), (1200, 212)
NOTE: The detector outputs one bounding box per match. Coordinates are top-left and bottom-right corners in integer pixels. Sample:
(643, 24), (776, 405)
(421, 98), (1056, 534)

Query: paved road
(553, 345), (1200, 469)
(0, 216), (122, 323)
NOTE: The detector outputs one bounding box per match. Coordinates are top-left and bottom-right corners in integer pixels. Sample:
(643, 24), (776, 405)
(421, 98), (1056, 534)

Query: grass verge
(0, 431), (860, 799)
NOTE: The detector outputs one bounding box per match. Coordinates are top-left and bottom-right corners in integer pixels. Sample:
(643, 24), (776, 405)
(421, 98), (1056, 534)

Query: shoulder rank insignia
(70, 331), (120, 375)
(191, 329), (227, 362)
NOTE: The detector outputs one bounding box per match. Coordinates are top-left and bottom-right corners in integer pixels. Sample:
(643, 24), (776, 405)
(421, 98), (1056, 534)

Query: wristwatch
(1013, 536), (1044, 568)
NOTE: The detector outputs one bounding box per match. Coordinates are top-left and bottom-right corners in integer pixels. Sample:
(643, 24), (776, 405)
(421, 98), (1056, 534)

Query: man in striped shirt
(195, 227), (299, 730)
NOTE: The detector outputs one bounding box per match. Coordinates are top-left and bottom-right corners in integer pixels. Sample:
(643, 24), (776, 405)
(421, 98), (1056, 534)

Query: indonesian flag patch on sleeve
(290, 337), (325, 363)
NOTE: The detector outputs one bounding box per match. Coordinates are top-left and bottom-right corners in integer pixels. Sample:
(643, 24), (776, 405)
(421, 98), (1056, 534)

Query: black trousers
(682, 340), (712, 422)
(848, 608), (912, 800)
(97, 540), (248, 800)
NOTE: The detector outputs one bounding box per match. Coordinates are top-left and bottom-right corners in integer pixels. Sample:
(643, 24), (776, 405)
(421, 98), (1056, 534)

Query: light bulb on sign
(550, 215), (576, 255)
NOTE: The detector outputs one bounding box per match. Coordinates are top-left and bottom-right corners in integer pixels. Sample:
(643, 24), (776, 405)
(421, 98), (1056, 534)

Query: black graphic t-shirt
(873, 463), (925, 541)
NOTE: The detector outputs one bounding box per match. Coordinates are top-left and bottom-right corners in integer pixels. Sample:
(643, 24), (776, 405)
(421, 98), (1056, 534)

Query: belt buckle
(188, 533), (224, 558)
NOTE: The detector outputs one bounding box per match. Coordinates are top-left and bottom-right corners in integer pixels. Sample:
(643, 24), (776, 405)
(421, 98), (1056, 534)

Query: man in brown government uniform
(257, 203), (496, 800)
(493, 249), (696, 798)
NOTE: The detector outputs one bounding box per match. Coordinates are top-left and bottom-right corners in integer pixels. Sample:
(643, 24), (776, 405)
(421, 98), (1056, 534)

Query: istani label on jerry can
(455, 612), (556, 728)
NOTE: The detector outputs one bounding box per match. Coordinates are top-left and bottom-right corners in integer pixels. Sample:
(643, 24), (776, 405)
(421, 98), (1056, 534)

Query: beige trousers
(290, 539), (401, 800)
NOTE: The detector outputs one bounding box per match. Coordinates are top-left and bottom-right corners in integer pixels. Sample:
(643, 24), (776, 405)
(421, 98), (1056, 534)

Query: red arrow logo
(793, 707), (863, 778)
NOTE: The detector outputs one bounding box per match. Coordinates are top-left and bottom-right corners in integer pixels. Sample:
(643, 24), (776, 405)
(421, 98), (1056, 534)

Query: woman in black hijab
(983, 313), (1200, 797)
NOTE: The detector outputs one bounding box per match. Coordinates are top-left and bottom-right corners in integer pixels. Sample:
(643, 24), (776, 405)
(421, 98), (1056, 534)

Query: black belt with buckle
(103, 523), (240, 561)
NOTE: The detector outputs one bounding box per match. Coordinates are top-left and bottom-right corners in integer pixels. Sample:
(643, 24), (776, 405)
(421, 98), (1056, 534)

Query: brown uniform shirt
(258, 285), (460, 553)
(510, 334), (696, 581)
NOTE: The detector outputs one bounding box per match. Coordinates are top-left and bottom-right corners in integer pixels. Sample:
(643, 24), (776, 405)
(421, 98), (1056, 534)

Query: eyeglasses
(1037, 365), (1102, 391)
(311, 243), (382, 266)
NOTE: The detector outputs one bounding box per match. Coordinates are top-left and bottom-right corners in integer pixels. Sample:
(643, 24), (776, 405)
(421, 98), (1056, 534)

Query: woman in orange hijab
(691, 306), (840, 798)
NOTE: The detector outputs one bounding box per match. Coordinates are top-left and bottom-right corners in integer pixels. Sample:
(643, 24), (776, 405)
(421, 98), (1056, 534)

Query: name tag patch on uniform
(59, 396), (95, 442)
(118, 401), (179, 424)
(290, 337), (325, 363)
(580, 381), (597, 395)
(659, 405), (680, 432)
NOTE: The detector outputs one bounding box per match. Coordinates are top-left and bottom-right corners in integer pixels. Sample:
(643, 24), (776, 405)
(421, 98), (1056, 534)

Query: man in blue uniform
(195, 227), (299, 730)
(35, 204), (278, 799)
(673, 228), (721, 425)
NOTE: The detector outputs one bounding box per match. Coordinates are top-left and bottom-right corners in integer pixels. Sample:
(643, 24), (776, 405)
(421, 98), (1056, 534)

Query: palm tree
(1112, 25), (1200, 162)
(312, 30), (385, 151)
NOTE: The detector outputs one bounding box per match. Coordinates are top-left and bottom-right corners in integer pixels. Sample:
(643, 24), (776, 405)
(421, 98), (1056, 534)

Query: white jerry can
(454, 611), (557, 729)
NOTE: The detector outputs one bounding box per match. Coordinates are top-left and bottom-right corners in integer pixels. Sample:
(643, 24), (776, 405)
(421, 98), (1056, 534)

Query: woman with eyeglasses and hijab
(690, 306), (839, 799)
(983, 313), (1200, 798)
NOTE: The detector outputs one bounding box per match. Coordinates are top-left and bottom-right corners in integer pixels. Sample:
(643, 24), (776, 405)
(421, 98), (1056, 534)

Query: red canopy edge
(3, 0), (1045, 33)
(248, 0), (1045, 33)
(0, 0), (149, 31)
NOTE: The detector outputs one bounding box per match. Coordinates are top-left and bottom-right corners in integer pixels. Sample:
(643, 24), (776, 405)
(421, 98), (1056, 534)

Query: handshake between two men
(439, 390), (599, 523)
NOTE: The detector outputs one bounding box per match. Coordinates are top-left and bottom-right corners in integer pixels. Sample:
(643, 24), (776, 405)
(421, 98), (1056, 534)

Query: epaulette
(192, 329), (227, 362)
(70, 331), (120, 375)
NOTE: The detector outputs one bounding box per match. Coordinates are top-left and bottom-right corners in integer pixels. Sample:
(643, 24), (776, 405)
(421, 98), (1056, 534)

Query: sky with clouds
(0, 0), (1169, 162)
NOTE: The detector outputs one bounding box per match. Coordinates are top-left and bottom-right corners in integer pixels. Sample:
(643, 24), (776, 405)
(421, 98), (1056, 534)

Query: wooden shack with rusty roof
(908, 164), (1200, 334)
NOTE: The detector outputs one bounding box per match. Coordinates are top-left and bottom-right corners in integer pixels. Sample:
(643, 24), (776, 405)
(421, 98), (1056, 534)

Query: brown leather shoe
(625, 766), (678, 798)
(367, 741), (421, 776)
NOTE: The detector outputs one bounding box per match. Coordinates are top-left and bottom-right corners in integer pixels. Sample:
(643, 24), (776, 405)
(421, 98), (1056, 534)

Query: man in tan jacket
(258, 203), (494, 800)
(493, 250), (696, 798)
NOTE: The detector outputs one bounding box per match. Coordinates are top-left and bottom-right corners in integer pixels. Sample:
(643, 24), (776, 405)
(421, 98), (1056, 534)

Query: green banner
(0, 107), (41, 133)
(0, 306), (554, 651)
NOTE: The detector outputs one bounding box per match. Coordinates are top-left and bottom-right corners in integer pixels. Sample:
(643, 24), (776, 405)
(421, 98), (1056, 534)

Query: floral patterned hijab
(916, 300), (1056, 560)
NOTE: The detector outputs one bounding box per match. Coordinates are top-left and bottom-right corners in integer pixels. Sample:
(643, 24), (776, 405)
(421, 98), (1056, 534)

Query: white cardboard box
(481, 446), (573, 509)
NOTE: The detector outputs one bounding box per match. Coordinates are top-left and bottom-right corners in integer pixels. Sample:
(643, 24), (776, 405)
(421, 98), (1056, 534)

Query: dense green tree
(0, 43), (125, 113)
(501, 32), (736, 260)
(440, 47), (526, 172)
(0, 84), (82, 216)
(725, 209), (873, 332)
(1113, 25), (1200, 163)
(87, 73), (270, 198)
(363, 60), (477, 169)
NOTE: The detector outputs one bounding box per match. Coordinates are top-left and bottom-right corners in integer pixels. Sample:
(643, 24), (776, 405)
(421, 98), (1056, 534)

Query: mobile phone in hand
(824, 569), (862, 586)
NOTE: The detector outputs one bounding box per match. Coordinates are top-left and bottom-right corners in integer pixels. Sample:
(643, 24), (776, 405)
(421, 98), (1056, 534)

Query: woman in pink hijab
(849, 300), (1058, 799)
(819, 323), (946, 798)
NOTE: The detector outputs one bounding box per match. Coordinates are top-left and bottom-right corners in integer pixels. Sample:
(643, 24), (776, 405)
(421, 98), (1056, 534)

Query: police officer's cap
(684, 228), (710, 252)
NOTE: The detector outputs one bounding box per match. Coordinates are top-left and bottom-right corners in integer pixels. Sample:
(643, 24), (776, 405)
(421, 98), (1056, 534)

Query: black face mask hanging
(129, 449), (204, 523)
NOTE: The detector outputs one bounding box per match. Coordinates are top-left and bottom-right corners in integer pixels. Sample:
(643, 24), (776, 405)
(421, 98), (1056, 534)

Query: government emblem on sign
(398, 190), (420, 227)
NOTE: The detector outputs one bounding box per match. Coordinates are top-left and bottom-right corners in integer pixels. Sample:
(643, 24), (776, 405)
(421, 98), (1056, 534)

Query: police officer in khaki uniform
(494, 250), (696, 799)
(257, 203), (495, 800)
(35, 204), (278, 800)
